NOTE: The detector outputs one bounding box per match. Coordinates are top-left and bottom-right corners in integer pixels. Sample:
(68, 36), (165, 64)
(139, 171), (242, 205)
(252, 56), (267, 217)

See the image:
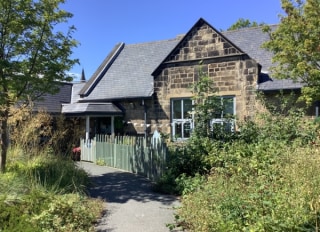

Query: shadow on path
(80, 161), (178, 205)
(78, 162), (180, 232)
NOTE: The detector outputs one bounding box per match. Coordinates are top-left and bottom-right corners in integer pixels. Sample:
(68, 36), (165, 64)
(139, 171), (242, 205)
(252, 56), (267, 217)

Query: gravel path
(78, 161), (181, 232)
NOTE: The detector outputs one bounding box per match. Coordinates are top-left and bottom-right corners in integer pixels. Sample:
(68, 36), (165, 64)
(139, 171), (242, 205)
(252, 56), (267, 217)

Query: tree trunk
(0, 111), (9, 173)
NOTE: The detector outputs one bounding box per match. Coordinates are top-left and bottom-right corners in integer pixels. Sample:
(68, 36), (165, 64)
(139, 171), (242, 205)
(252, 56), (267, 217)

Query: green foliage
(239, 92), (318, 146)
(175, 173), (206, 196)
(0, 190), (47, 232)
(158, 82), (320, 230)
(177, 145), (320, 231)
(0, 190), (103, 232)
(30, 194), (103, 232)
(0, 0), (79, 172)
(167, 105), (320, 230)
(0, 104), (103, 231)
(0, 153), (103, 231)
(227, 18), (264, 31)
(4, 152), (90, 195)
(191, 65), (235, 140)
(263, 0), (320, 104)
(26, 155), (90, 194)
(158, 63), (320, 230)
(154, 141), (209, 195)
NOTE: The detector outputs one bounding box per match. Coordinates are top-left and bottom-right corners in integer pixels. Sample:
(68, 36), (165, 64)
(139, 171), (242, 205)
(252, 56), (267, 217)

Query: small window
(171, 98), (194, 140)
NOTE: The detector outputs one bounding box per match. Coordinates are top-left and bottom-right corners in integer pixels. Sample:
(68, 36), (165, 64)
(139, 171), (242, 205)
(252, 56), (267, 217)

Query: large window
(211, 96), (236, 132)
(171, 98), (193, 140)
(171, 96), (235, 140)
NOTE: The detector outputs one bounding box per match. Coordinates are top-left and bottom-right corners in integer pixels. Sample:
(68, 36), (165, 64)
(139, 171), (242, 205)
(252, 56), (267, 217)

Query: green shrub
(0, 151), (103, 232)
(176, 142), (320, 231)
(0, 190), (50, 232)
(155, 139), (215, 195)
(30, 193), (103, 232)
(175, 173), (206, 196)
(161, 75), (320, 230)
(0, 191), (103, 232)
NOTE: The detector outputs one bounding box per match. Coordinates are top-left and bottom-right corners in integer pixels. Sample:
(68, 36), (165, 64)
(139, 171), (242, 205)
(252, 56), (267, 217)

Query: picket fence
(80, 135), (167, 181)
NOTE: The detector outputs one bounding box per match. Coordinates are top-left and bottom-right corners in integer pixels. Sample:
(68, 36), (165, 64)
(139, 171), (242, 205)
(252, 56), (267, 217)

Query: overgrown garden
(156, 71), (320, 231)
(163, 107), (320, 231)
(0, 107), (103, 231)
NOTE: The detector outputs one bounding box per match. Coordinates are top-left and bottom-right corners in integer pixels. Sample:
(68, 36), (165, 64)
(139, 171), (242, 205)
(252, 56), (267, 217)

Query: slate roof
(222, 25), (304, 91)
(33, 82), (72, 114)
(61, 102), (123, 116)
(79, 43), (124, 97)
(79, 39), (180, 101)
(71, 82), (86, 104)
(77, 18), (303, 105)
(222, 25), (277, 72)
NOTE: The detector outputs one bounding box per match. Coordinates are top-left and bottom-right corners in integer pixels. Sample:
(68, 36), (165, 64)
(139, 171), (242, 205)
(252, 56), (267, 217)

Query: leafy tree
(263, 0), (320, 105)
(227, 18), (264, 31)
(0, 0), (78, 172)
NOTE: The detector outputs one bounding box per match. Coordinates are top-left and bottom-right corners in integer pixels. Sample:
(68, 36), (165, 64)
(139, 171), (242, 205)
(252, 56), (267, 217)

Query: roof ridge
(79, 42), (125, 96)
(126, 37), (179, 47)
(222, 24), (278, 34)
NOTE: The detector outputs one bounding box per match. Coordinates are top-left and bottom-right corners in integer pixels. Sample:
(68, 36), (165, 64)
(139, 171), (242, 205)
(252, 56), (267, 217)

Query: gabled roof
(152, 18), (246, 75)
(79, 39), (179, 101)
(222, 25), (304, 91)
(222, 25), (277, 72)
(79, 18), (303, 100)
(79, 43), (125, 97)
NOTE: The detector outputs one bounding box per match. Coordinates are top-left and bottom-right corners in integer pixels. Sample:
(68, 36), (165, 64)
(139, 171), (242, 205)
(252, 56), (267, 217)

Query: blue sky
(61, 0), (283, 81)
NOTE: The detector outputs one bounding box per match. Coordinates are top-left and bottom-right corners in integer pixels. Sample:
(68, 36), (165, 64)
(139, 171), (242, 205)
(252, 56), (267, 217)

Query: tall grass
(0, 107), (103, 231)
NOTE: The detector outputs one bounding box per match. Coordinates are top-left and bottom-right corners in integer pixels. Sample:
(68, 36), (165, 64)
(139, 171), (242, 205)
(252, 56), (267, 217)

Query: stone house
(58, 18), (305, 141)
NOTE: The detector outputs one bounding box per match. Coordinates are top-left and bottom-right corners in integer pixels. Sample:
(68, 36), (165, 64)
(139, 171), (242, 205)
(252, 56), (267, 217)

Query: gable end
(152, 18), (245, 76)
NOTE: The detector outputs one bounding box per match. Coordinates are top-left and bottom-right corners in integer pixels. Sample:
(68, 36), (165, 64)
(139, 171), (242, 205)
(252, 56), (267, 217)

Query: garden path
(78, 161), (181, 232)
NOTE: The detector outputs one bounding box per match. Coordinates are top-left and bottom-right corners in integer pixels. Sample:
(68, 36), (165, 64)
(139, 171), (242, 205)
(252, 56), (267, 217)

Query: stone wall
(120, 99), (154, 135)
(124, 20), (260, 136)
(149, 20), (259, 135)
(150, 58), (258, 134)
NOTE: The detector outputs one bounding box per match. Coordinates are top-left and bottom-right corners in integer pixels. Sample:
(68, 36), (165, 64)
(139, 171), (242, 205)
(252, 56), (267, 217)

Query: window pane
(183, 99), (192, 119)
(223, 98), (234, 115)
(174, 123), (182, 138)
(173, 100), (182, 119)
(183, 121), (191, 138)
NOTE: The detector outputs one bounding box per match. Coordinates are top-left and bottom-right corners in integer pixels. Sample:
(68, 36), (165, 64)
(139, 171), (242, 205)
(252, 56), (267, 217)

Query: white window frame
(171, 98), (194, 140)
(210, 96), (236, 132)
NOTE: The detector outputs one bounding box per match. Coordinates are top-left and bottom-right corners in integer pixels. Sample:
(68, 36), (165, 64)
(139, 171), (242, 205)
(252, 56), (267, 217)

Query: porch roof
(61, 102), (123, 116)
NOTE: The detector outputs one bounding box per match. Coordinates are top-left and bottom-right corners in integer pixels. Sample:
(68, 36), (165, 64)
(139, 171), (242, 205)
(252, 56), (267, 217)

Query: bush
(0, 190), (103, 232)
(175, 139), (320, 231)
(0, 152), (103, 231)
(0, 189), (50, 231)
(30, 193), (103, 232)
(155, 139), (215, 195)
